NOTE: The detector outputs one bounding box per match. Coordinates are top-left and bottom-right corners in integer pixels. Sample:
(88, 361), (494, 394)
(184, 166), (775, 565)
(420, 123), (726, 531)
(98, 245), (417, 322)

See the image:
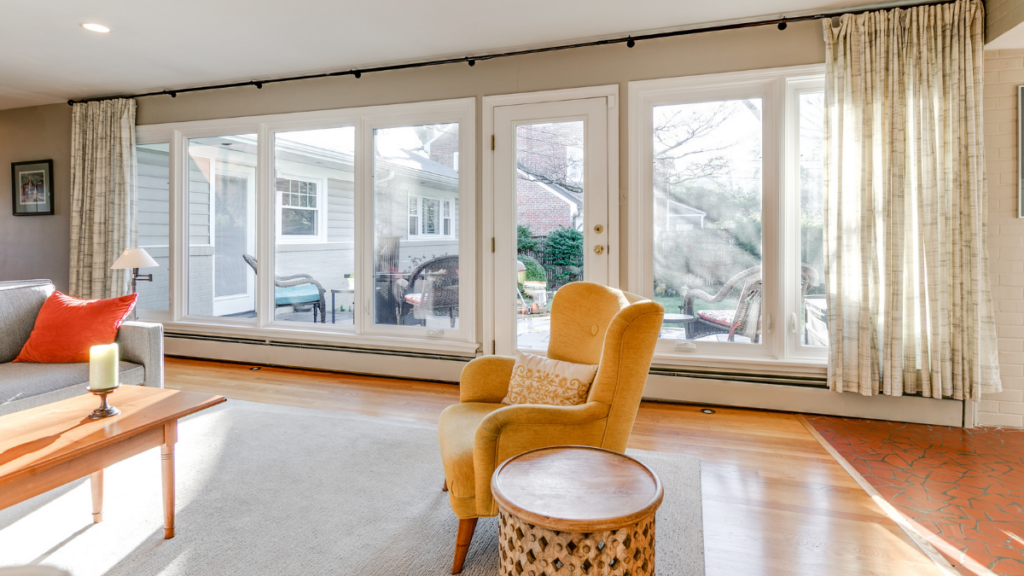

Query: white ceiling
(1, 0), (892, 111)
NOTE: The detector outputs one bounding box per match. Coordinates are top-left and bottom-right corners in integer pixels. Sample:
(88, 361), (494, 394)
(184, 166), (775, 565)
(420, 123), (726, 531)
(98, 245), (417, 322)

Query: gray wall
(0, 103), (72, 291)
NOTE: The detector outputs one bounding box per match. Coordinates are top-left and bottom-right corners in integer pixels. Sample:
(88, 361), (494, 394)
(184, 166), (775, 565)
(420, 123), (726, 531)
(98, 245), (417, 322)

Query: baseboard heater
(649, 366), (827, 388)
(164, 331), (474, 363)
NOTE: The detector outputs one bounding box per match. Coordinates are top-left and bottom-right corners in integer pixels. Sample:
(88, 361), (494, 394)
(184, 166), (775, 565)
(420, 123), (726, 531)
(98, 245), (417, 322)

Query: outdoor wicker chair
(242, 254), (326, 323)
(394, 254), (459, 327)
(683, 264), (818, 342)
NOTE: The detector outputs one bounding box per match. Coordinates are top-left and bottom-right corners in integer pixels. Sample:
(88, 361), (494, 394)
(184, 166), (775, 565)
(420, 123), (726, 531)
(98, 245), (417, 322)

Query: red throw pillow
(14, 291), (137, 363)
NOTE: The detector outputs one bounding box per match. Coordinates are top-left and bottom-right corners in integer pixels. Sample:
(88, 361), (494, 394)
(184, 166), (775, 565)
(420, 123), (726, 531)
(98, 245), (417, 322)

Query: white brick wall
(980, 49), (1024, 427)
(987, 0), (1024, 45)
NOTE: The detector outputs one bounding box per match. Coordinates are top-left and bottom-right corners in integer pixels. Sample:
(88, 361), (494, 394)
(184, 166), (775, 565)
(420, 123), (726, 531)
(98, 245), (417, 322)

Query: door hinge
(491, 135), (495, 151)
(491, 237), (495, 253)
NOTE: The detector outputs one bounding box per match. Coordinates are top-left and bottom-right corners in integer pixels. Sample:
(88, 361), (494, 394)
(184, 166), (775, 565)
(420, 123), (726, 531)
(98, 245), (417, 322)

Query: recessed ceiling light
(81, 23), (110, 33)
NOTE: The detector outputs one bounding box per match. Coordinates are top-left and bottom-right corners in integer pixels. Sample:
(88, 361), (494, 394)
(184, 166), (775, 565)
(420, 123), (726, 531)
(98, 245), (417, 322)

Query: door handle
(593, 245), (604, 255)
(790, 312), (799, 334)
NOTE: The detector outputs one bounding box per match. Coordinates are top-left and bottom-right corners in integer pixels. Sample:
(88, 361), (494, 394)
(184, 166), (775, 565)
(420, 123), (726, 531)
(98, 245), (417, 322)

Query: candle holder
(87, 385), (121, 419)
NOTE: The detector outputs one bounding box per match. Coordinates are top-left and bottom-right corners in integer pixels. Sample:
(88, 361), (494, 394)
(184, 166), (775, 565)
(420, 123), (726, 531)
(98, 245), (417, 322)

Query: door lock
(594, 245), (605, 255)
(594, 224), (604, 234)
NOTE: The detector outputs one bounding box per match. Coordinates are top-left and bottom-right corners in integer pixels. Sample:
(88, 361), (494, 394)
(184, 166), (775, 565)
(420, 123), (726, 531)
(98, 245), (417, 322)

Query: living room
(1, 0), (1023, 574)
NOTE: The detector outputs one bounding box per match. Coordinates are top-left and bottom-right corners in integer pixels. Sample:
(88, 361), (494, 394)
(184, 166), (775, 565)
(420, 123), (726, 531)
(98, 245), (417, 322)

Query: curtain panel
(822, 0), (1001, 401)
(69, 99), (138, 300)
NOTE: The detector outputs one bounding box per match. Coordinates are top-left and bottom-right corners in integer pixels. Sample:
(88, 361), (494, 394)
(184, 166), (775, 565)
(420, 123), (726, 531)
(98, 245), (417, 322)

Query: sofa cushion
(14, 291), (137, 363)
(0, 280), (54, 364)
(0, 361), (144, 406)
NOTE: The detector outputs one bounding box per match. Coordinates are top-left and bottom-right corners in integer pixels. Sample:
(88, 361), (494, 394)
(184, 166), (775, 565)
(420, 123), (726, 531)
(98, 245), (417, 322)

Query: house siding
(136, 146), (171, 311)
(980, 48), (1024, 427)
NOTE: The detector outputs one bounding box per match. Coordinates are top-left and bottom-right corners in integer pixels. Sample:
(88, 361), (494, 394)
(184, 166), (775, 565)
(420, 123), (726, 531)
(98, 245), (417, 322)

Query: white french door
(491, 95), (614, 356)
(212, 160), (257, 316)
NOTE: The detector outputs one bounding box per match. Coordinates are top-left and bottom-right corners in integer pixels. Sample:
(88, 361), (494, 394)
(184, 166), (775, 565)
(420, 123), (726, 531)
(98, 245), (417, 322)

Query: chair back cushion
(547, 282), (641, 366)
(0, 280), (54, 363)
(502, 351), (598, 406)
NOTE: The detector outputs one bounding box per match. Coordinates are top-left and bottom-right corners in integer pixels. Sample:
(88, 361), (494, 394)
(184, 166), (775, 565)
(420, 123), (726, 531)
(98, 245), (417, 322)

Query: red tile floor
(806, 416), (1024, 576)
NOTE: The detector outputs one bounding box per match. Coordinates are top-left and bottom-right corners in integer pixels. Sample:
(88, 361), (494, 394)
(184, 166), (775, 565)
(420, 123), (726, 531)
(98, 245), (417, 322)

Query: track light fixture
(354, 71), (361, 79)
(778, 20), (787, 30)
(254, 81), (263, 89)
(626, 36), (635, 48)
(468, 59), (476, 67)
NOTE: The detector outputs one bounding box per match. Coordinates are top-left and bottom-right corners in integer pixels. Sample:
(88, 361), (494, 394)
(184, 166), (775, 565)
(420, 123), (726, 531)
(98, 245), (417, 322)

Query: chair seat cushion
(696, 309), (735, 327)
(438, 402), (506, 519)
(404, 293), (422, 306)
(274, 285), (320, 306)
(0, 360), (144, 406)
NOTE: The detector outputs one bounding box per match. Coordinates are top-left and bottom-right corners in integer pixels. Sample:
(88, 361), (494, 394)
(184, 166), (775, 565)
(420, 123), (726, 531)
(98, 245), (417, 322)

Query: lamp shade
(111, 248), (159, 270)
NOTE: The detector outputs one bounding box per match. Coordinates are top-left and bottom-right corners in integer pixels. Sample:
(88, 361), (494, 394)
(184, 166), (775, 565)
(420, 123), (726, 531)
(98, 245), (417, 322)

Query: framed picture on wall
(11, 159), (54, 216)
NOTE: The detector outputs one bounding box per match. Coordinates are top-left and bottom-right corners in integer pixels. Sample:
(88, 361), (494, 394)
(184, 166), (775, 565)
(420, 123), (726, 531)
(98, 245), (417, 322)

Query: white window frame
(274, 173), (327, 244)
(628, 64), (826, 373)
(132, 98), (478, 355)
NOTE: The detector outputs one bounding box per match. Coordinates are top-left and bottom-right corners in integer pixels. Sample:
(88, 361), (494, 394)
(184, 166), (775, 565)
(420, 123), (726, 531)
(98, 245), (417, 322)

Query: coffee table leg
(90, 470), (103, 523)
(162, 421), (177, 539)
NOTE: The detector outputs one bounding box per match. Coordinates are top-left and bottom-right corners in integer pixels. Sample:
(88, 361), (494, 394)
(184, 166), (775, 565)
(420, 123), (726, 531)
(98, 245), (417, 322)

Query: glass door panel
(798, 92), (827, 347)
(652, 99), (763, 344)
(514, 121), (585, 351)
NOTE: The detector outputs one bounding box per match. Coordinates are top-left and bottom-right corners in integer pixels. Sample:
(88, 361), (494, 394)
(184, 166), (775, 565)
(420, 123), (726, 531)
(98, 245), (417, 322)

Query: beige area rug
(0, 400), (705, 575)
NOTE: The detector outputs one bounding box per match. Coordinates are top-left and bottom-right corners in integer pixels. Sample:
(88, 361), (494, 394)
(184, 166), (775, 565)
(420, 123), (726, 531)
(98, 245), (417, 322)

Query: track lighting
(468, 59), (476, 67)
(626, 37), (635, 48)
(354, 71), (361, 78)
(778, 20), (787, 30)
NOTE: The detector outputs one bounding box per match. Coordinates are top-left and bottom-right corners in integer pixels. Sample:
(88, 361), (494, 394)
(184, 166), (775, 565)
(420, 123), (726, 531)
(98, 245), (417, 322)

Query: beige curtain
(69, 99), (137, 299)
(822, 0), (1001, 401)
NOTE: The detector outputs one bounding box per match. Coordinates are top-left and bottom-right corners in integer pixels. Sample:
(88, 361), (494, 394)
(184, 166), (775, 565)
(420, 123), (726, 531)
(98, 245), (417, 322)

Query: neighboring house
(136, 135), (459, 317)
(516, 167), (582, 235)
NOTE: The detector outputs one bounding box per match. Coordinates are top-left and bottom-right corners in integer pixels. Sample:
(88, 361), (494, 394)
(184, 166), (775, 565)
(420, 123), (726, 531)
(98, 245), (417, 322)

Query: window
(134, 98), (475, 352)
(407, 196), (454, 238)
(277, 177), (321, 238)
(373, 121), (465, 332)
(630, 65), (826, 367)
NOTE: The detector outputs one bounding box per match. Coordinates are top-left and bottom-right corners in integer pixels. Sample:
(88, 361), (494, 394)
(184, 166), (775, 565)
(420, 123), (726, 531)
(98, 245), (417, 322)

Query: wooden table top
(491, 445), (664, 532)
(0, 386), (225, 482)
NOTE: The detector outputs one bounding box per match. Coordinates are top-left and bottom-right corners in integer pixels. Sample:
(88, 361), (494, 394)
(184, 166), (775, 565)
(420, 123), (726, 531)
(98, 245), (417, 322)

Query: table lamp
(111, 248), (160, 295)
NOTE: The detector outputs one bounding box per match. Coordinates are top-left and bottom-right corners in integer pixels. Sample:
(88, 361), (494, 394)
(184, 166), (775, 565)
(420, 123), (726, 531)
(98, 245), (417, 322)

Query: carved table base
(498, 509), (656, 576)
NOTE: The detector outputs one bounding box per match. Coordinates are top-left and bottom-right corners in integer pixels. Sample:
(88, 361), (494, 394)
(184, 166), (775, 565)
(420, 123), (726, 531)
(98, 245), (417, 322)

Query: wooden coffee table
(491, 445), (664, 576)
(0, 386), (225, 539)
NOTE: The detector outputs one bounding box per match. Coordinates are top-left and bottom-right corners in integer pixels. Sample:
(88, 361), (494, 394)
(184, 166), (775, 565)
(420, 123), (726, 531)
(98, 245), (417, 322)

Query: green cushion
(275, 285), (320, 306)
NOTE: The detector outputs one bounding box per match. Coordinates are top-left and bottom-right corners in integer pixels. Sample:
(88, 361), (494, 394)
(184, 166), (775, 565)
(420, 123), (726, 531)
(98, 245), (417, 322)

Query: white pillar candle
(89, 344), (119, 391)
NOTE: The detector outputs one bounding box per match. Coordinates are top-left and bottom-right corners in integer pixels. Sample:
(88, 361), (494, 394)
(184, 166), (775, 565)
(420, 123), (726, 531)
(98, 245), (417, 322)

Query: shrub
(519, 255), (547, 282)
(543, 226), (583, 287)
(517, 224), (540, 253)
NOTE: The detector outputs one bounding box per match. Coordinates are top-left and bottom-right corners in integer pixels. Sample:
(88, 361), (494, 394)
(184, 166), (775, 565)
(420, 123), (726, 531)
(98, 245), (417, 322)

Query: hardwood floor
(165, 357), (945, 575)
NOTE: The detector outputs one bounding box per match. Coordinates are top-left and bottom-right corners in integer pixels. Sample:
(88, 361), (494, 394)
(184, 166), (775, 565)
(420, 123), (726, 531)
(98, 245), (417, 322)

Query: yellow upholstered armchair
(437, 282), (664, 573)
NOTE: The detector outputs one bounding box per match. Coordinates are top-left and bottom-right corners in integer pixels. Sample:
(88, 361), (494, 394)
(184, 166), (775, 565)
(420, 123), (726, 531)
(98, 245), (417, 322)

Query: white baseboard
(165, 336), (468, 383)
(166, 337), (964, 426)
(643, 373), (963, 426)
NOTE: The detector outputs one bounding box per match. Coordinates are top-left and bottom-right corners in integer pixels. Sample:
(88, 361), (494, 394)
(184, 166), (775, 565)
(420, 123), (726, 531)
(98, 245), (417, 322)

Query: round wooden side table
(491, 445), (663, 576)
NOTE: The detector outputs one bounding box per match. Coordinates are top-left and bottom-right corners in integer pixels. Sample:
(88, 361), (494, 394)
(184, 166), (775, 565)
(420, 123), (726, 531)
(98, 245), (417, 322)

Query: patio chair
(242, 254), (326, 323)
(683, 264), (818, 342)
(394, 254), (459, 327)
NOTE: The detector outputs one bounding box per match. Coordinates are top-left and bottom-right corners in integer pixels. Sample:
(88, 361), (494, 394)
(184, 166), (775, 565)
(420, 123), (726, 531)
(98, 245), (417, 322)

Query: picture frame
(11, 159), (54, 216)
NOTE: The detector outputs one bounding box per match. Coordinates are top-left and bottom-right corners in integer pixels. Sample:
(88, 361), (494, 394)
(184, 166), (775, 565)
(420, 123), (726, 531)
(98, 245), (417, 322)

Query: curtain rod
(66, 0), (955, 106)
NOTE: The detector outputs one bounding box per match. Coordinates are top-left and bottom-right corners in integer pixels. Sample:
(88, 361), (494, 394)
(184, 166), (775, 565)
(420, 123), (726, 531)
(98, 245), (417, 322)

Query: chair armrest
(459, 355), (516, 403)
(472, 402), (611, 515)
(116, 321), (164, 388)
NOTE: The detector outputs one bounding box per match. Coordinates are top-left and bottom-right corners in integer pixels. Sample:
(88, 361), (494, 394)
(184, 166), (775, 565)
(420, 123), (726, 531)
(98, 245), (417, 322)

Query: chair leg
(452, 518), (478, 574)
(443, 479), (448, 492)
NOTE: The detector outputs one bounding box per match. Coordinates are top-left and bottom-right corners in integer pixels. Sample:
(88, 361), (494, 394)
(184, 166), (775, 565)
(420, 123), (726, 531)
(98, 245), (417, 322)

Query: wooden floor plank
(164, 357), (944, 575)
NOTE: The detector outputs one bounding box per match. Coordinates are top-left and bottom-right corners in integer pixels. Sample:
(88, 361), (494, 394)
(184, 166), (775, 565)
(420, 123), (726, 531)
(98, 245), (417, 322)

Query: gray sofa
(0, 279), (164, 416)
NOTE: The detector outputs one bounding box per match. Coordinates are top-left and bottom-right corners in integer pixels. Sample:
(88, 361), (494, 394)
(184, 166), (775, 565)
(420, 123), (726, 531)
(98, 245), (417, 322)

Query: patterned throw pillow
(502, 351), (599, 406)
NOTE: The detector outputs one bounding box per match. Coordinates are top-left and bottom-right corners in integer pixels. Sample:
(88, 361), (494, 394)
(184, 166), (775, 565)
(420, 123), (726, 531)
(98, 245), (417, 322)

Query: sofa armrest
(459, 355), (516, 403)
(116, 321), (164, 388)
